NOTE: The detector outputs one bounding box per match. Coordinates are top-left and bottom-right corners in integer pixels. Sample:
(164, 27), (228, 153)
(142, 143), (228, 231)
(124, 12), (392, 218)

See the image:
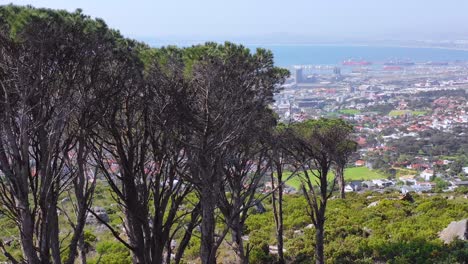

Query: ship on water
(383, 66), (403, 71)
(383, 60), (415, 66)
(342, 59), (372, 66)
(425, 61), (449, 66)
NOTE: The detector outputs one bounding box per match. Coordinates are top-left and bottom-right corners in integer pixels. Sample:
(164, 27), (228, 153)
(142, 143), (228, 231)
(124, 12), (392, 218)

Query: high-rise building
(333, 67), (341, 76)
(295, 68), (303, 83)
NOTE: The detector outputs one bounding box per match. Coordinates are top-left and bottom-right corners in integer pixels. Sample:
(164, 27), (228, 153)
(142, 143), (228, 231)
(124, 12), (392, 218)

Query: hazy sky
(4, 0), (468, 43)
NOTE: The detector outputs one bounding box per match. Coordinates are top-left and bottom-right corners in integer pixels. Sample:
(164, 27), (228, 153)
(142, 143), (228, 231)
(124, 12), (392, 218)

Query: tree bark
(336, 166), (345, 199)
(64, 137), (94, 264)
(39, 207), (51, 263)
(152, 236), (165, 264)
(49, 205), (62, 264)
(125, 206), (147, 264)
(315, 221), (325, 264)
(174, 203), (200, 264)
(200, 188), (217, 264)
(231, 220), (247, 264)
(78, 235), (87, 264)
(271, 166), (285, 264)
(277, 182), (285, 264)
(18, 200), (40, 264)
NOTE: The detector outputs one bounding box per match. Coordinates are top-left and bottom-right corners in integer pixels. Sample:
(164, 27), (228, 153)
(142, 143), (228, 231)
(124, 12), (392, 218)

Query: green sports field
(282, 166), (385, 190)
(338, 109), (361, 115)
(388, 110), (428, 117)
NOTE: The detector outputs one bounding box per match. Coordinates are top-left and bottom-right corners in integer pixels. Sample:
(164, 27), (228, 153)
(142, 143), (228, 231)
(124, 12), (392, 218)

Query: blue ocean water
(246, 45), (468, 67)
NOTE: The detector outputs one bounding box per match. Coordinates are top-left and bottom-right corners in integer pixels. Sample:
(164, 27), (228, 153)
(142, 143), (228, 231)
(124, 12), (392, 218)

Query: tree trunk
(66, 136), (93, 264)
(336, 166), (345, 199)
(124, 206), (146, 264)
(78, 235), (87, 264)
(200, 189), (217, 264)
(66, 208), (88, 264)
(231, 217), (247, 264)
(174, 203), (200, 264)
(165, 240), (172, 264)
(121, 172), (148, 264)
(39, 206), (51, 263)
(152, 238), (165, 264)
(174, 230), (192, 264)
(18, 200), (40, 264)
(277, 181), (285, 264)
(315, 220), (325, 264)
(49, 204), (62, 264)
(271, 169), (285, 264)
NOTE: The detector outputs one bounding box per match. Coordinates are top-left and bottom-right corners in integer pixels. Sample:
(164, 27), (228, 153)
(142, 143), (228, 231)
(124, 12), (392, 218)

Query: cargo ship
(383, 66), (403, 71)
(425, 61), (449, 66)
(384, 60), (414, 66)
(342, 59), (372, 66)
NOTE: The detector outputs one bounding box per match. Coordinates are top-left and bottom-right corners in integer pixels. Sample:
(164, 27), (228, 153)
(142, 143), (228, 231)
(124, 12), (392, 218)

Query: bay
(246, 45), (468, 67)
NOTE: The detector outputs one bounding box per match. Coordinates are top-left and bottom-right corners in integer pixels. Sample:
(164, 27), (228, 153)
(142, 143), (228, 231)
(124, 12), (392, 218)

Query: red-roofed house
(356, 137), (367, 147)
(355, 160), (365, 167)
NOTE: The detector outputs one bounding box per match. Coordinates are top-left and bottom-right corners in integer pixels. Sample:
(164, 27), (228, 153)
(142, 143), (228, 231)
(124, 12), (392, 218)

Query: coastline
(244, 42), (468, 52)
(147, 39), (468, 52)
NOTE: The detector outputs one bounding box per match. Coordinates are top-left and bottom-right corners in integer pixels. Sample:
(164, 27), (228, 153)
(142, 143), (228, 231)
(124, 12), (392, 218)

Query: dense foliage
(246, 192), (468, 264)
(2, 187), (467, 263)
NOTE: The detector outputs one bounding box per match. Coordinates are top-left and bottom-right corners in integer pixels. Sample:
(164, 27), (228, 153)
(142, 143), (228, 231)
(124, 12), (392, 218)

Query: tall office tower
(333, 66), (341, 76)
(295, 68), (303, 83)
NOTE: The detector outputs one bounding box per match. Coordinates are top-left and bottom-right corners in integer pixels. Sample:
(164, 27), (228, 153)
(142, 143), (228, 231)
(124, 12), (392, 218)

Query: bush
(249, 242), (273, 264)
(88, 241), (131, 264)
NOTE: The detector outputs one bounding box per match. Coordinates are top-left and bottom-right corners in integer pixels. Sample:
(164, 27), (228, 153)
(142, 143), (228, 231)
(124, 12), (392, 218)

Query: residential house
(345, 181), (363, 192)
(399, 175), (417, 185)
(453, 181), (468, 188)
(355, 160), (365, 166)
(401, 183), (433, 194)
(362, 180), (375, 188)
(420, 169), (434, 181)
(372, 179), (393, 188)
(344, 185), (354, 192)
(349, 181), (363, 191)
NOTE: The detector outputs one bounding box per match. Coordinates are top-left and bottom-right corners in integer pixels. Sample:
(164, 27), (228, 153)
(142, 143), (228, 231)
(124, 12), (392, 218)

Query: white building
(420, 169), (434, 181)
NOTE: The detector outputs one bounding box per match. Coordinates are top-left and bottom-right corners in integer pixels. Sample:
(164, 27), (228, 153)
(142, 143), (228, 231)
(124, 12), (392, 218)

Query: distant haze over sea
(244, 45), (468, 67)
(143, 36), (468, 67)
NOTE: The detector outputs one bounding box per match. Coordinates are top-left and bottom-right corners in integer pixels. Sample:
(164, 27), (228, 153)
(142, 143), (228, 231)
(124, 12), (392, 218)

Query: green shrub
(88, 240), (131, 264)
